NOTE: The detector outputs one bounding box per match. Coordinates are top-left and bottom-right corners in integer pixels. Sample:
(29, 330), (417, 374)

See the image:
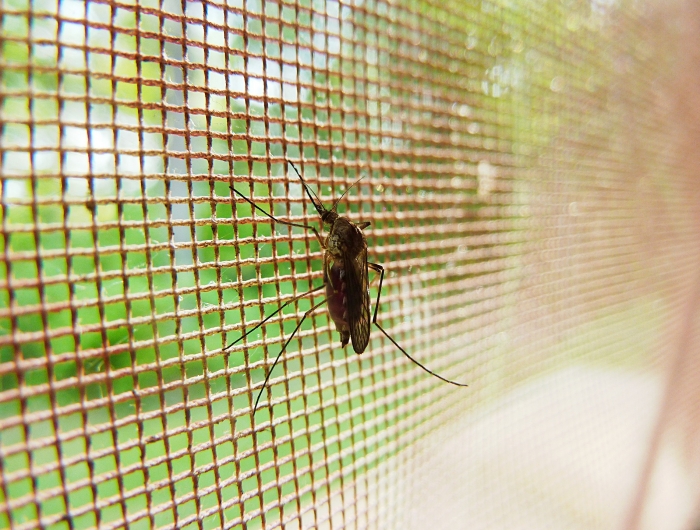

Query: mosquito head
(320, 209), (338, 225)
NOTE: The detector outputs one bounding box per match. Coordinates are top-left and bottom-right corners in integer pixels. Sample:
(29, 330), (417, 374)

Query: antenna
(287, 160), (326, 215)
(331, 173), (367, 212)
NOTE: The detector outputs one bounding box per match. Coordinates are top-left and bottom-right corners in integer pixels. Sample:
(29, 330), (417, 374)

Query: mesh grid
(1, 0), (700, 528)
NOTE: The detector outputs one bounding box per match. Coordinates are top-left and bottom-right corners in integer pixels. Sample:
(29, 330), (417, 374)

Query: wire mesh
(1, 0), (700, 529)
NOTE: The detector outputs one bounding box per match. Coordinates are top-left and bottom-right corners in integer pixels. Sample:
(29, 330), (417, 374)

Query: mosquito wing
(345, 246), (371, 353)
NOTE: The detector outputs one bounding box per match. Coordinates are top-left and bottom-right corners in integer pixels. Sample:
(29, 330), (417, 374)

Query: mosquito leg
(368, 262), (385, 324)
(368, 262), (469, 387)
(253, 295), (329, 415)
(230, 186), (325, 247)
(225, 283), (325, 351)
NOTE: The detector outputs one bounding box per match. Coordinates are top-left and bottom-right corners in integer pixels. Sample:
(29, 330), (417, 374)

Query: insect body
(322, 211), (371, 352)
(228, 162), (467, 415)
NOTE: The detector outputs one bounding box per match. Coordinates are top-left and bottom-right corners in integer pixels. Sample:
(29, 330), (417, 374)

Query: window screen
(1, 0), (700, 529)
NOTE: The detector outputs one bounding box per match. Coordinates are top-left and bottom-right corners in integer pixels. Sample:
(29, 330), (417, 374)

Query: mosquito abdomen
(325, 261), (350, 347)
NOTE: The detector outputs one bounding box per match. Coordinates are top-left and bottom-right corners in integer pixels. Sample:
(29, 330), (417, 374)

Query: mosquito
(227, 161), (468, 415)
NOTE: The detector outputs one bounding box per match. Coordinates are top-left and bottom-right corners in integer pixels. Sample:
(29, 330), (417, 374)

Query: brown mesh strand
(1, 0), (700, 529)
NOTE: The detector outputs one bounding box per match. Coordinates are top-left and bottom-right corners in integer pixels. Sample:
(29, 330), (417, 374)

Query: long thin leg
(253, 296), (329, 415)
(368, 262), (468, 387)
(230, 186), (324, 246)
(224, 283), (325, 351)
